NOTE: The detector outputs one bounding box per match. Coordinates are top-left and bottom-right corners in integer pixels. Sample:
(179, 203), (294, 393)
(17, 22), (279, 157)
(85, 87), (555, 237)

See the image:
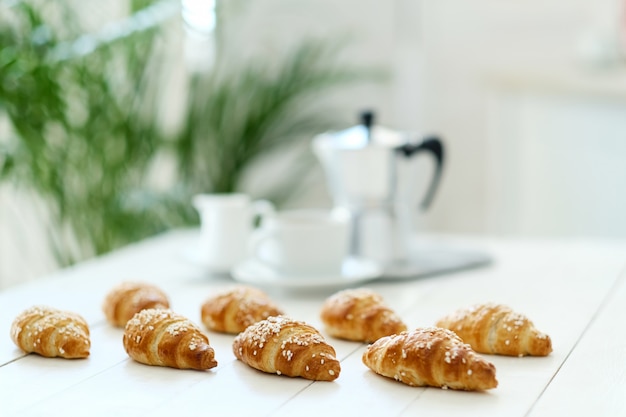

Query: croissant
(123, 309), (217, 370)
(320, 288), (407, 343)
(435, 303), (552, 356)
(232, 316), (341, 381)
(201, 285), (284, 334)
(10, 305), (90, 359)
(362, 327), (498, 391)
(103, 281), (170, 327)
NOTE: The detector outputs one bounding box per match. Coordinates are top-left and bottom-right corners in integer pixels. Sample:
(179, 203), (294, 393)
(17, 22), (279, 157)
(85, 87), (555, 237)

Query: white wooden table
(1, 229), (625, 417)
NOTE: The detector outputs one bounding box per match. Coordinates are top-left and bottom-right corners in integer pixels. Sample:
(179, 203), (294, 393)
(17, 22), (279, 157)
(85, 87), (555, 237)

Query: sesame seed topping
(282, 349), (294, 361)
(11, 305), (90, 357)
(232, 315), (331, 374)
(328, 370), (335, 376)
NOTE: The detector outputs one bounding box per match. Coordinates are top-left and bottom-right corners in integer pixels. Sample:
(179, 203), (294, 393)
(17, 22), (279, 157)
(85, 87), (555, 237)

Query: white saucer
(231, 257), (382, 290)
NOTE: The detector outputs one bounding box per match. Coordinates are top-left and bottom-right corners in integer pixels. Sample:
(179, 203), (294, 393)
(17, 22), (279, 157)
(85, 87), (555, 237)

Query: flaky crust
(123, 309), (217, 370)
(10, 305), (90, 359)
(435, 303), (552, 356)
(362, 327), (498, 391)
(201, 285), (284, 334)
(102, 282), (170, 327)
(232, 316), (340, 381)
(320, 288), (407, 343)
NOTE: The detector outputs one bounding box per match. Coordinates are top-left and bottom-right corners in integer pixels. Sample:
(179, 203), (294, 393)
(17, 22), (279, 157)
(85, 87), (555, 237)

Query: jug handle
(397, 136), (444, 210)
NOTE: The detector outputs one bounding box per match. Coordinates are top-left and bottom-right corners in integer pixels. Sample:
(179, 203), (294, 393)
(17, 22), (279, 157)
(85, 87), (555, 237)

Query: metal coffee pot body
(312, 113), (444, 269)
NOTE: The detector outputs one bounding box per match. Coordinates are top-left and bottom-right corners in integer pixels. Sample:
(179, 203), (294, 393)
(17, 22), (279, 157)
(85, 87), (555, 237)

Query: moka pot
(312, 112), (444, 276)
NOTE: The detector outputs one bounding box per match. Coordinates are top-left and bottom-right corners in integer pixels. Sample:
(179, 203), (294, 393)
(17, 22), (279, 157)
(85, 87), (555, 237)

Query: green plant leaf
(0, 1), (377, 269)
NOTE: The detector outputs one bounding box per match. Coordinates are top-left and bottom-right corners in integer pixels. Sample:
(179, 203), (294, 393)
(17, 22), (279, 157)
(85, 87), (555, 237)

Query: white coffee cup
(193, 193), (274, 273)
(249, 209), (350, 276)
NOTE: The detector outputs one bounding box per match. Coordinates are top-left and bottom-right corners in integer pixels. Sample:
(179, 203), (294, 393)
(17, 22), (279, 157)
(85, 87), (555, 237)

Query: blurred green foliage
(0, 0), (368, 266)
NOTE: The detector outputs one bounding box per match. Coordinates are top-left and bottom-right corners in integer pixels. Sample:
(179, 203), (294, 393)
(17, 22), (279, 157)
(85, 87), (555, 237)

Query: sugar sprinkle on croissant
(201, 285), (284, 334)
(102, 281), (169, 328)
(233, 316), (341, 381)
(11, 305), (90, 359)
(363, 327), (497, 391)
(436, 303), (552, 357)
(320, 288), (407, 343)
(123, 308), (217, 370)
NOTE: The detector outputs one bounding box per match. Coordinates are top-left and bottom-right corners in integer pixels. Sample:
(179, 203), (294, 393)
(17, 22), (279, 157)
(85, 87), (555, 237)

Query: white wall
(0, 186), (60, 288)
(417, 0), (626, 236)
(486, 87), (626, 237)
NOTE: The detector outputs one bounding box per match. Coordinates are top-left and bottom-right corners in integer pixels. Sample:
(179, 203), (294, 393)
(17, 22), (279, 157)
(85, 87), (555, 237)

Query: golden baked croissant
(123, 309), (217, 370)
(320, 288), (407, 343)
(435, 303), (552, 357)
(232, 316), (341, 381)
(201, 285), (284, 334)
(10, 305), (90, 359)
(362, 327), (498, 391)
(103, 281), (170, 327)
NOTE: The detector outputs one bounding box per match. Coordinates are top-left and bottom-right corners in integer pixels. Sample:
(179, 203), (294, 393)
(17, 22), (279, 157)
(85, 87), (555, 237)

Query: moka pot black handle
(396, 136), (444, 210)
